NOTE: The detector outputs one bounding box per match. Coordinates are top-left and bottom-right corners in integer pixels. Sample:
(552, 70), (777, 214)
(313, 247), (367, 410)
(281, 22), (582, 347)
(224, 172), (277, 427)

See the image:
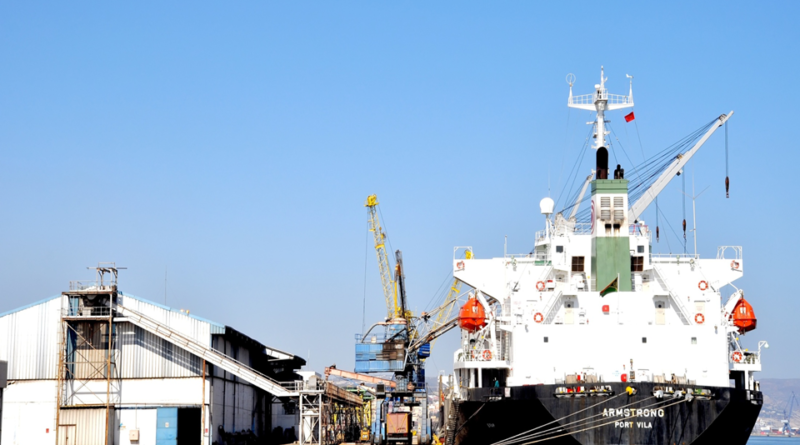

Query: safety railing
(629, 224), (651, 240)
(504, 252), (549, 263)
(568, 91), (632, 106)
(62, 306), (112, 318)
(457, 348), (507, 363)
(69, 281), (116, 292)
(717, 246), (743, 260)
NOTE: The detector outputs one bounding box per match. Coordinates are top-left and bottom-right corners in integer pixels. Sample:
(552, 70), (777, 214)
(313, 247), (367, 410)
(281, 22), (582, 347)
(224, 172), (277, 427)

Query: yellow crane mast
(365, 195), (399, 319)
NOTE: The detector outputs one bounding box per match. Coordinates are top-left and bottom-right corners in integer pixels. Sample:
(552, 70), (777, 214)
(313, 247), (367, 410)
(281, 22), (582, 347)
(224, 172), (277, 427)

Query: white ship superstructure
(449, 68), (763, 395)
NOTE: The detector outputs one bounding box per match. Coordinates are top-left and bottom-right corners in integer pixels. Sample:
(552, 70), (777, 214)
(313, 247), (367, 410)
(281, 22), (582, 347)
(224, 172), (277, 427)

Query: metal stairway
(115, 303), (297, 398)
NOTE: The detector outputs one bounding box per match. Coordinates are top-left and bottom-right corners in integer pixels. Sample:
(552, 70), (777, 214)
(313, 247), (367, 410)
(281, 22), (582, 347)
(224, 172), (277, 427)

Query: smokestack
(596, 147), (609, 180)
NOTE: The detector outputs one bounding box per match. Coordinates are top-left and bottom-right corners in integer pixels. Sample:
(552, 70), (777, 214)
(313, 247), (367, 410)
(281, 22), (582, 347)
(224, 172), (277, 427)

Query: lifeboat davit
(458, 297), (486, 332)
(732, 298), (757, 333)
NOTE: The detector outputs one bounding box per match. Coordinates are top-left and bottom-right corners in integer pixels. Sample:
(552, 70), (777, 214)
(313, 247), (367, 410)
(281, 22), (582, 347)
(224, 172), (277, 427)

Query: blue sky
(1, 2), (798, 378)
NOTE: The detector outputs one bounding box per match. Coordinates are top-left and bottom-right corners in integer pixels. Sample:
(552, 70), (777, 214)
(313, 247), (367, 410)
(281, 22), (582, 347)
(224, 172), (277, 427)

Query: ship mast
(567, 67), (634, 151)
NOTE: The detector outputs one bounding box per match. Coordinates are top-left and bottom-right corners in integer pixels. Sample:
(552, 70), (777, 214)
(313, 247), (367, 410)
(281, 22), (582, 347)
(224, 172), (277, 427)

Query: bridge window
(571, 256), (585, 272)
(631, 256), (644, 272)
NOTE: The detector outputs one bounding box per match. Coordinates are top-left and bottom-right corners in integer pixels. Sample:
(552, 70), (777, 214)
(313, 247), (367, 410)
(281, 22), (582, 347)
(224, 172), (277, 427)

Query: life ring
(698, 280), (708, 291)
(534, 312), (544, 323)
(731, 351), (743, 363)
(695, 313), (705, 324)
(482, 350), (492, 361)
(536, 281), (545, 291)
(731, 261), (740, 270)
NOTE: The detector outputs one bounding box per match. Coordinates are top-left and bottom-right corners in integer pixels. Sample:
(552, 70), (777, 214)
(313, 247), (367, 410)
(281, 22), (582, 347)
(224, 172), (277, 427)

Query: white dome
(539, 197), (555, 215)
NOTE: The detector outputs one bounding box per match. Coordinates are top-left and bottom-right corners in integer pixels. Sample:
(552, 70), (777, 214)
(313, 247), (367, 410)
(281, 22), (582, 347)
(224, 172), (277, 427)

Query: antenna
(680, 164), (711, 259)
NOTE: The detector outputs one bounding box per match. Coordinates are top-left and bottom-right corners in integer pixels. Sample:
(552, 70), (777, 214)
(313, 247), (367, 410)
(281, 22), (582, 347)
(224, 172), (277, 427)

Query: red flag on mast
(624, 112), (635, 122)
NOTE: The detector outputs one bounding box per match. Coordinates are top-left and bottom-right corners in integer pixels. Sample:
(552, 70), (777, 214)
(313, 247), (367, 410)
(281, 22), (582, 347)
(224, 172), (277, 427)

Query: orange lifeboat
(732, 298), (757, 333)
(458, 297), (486, 332)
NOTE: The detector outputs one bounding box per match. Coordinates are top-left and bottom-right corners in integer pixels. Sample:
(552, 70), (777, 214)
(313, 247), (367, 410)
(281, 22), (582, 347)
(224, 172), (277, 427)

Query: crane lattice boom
(365, 195), (396, 319)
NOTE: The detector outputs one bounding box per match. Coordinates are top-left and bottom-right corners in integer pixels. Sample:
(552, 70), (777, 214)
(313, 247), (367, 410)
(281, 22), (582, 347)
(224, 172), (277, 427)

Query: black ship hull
(449, 383), (762, 445)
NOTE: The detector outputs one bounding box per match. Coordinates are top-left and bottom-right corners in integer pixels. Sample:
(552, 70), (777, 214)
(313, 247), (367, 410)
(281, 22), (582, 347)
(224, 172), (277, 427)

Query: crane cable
(725, 121), (730, 198)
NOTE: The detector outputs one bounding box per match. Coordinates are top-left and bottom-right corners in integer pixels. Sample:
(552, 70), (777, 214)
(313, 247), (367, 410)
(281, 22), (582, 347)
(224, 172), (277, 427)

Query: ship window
(642, 337), (647, 343)
(556, 246), (564, 253)
(571, 256), (585, 272)
(544, 337), (549, 343)
(631, 256), (644, 272)
(691, 337), (697, 345)
(638, 246), (645, 253)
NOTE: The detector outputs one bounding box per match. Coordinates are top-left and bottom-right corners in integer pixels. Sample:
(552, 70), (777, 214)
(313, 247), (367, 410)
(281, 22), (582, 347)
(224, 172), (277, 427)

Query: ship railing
(568, 91), (631, 106)
(541, 224), (593, 240)
(606, 93), (632, 106)
(456, 349), (507, 363)
(742, 351), (760, 365)
(629, 223), (651, 240)
(504, 252), (550, 264)
(650, 253), (699, 262)
(568, 93), (596, 106)
(716, 246), (743, 260)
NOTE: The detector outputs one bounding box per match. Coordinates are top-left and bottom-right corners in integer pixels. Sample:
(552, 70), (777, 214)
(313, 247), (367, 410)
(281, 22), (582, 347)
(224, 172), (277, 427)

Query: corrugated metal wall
(0, 296), (63, 380)
(58, 407), (114, 445)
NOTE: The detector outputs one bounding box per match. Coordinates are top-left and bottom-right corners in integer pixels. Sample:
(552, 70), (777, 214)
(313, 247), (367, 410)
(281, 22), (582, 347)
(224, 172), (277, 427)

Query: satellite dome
(540, 197), (555, 215)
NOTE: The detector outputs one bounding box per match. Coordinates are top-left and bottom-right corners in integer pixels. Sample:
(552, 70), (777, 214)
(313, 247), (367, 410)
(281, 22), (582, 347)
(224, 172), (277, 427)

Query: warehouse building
(0, 266), (312, 445)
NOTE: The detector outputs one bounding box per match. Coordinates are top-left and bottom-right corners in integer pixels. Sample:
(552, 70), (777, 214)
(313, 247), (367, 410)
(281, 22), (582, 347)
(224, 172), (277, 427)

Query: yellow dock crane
(360, 195), (473, 445)
(365, 194), (405, 320)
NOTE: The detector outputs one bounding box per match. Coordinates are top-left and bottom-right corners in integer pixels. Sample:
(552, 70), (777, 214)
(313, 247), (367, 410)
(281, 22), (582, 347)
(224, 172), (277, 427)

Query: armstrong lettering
(602, 408), (665, 418)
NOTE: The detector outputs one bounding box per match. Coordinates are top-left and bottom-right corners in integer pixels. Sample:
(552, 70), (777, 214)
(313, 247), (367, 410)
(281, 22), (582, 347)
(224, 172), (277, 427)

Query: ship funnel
(596, 147), (609, 179)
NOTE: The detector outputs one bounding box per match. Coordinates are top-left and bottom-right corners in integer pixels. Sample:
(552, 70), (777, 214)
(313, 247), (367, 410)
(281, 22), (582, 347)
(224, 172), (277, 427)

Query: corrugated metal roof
(117, 293), (225, 336)
(0, 291), (301, 380)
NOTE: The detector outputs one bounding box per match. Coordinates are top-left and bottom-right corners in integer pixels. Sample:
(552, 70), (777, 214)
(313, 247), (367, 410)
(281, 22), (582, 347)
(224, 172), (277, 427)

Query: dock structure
(0, 263), (365, 445)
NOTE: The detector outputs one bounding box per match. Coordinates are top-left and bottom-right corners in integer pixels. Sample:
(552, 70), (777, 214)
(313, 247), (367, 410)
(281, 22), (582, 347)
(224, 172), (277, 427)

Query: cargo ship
(441, 68), (766, 445)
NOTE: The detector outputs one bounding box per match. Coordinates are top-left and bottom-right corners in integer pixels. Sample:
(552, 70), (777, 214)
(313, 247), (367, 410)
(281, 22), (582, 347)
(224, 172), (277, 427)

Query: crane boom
(325, 366), (397, 388)
(365, 195), (396, 319)
(570, 171), (595, 220)
(628, 112), (733, 222)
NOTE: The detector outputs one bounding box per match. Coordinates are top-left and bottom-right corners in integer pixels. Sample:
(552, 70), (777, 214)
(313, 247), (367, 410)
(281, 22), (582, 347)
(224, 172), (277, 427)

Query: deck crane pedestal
(356, 195), (469, 445)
